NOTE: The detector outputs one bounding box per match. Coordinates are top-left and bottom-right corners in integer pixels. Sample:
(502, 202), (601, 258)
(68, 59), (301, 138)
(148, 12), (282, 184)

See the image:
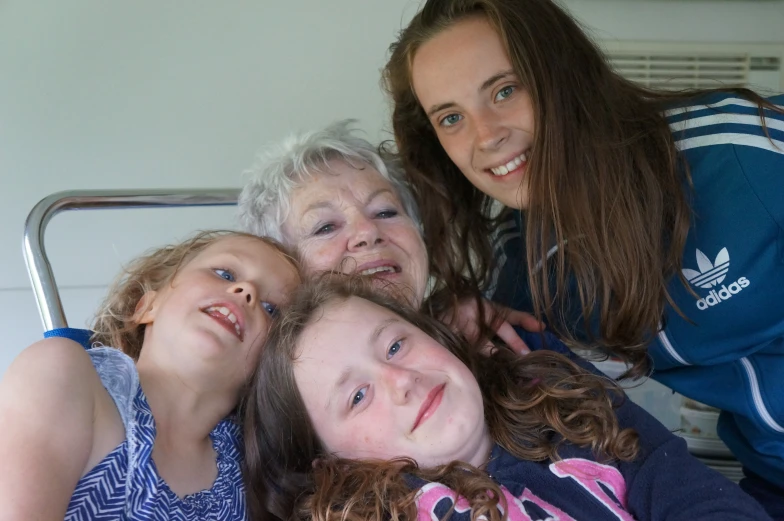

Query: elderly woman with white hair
(237, 120), (540, 351)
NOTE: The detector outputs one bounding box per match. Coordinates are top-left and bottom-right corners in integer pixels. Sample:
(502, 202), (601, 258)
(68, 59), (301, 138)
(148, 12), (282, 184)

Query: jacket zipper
(657, 329), (690, 366)
(656, 331), (784, 433)
(739, 358), (784, 433)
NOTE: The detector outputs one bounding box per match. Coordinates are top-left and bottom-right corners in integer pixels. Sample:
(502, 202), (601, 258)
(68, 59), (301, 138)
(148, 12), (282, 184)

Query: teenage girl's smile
(483, 149), (529, 179)
(412, 383), (446, 432)
(412, 15), (536, 210)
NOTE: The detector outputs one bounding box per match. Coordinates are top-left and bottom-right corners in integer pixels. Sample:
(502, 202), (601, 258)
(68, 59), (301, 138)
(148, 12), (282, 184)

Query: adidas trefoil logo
(682, 247), (750, 311)
(682, 248), (730, 288)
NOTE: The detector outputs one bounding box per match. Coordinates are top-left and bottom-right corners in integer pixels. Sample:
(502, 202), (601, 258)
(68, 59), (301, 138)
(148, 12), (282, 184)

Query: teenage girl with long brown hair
(383, 0), (784, 515)
(243, 275), (770, 521)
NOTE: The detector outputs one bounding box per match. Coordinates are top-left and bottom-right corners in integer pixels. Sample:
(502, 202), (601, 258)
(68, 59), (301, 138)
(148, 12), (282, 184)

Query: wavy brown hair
(91, 230), (294, 359)
(243, 274), (639, 521)
(383, 0), (783, 377)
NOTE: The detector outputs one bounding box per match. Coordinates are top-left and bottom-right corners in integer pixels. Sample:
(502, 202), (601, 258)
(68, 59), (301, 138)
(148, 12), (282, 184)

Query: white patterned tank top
(65, 347), (247, 520)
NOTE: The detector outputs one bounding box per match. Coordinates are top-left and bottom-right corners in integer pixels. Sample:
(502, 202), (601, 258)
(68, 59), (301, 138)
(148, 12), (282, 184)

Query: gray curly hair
(237, 120), (421, 243)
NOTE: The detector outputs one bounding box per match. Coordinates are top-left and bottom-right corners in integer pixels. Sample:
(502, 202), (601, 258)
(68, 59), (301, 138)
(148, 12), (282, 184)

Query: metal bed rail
(23, 189), (240, 331)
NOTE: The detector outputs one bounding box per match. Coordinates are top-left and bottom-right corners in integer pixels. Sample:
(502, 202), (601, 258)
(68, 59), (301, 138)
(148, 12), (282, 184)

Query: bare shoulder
(0, 336), (103, 436)
(1, 337), (104, 400)
(0, 337), (106, 516)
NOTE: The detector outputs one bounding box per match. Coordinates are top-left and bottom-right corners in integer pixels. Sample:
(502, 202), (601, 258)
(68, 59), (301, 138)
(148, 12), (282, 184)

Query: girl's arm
(0, 338), (100, 520)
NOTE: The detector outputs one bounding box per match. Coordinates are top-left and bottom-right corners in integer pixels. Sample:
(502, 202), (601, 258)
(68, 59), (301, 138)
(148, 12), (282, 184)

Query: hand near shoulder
(445, 297), (544, 354)
(0, 337), (108, 520)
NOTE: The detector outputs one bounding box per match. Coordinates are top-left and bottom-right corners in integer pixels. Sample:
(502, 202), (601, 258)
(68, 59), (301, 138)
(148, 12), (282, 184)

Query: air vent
(601, 41), (784, 91)
(751, 56), (782, 71)
(608, 53), (749, 89)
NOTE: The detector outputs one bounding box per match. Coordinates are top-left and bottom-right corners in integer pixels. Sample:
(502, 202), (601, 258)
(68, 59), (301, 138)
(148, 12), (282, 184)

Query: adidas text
(696, 277), (750, 310)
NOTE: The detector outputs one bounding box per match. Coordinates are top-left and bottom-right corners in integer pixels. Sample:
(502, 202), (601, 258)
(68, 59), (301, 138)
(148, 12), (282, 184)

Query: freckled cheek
(419, 348), (456, 370)
(337, 431), (364, 451)
(334, 424), (390, 456)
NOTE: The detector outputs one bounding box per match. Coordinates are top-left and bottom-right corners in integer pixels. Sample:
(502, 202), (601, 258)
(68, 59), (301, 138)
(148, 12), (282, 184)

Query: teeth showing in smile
(490, 152), (527, 176)
(360, 266), (397, 276)
(205, 306), (241, 337)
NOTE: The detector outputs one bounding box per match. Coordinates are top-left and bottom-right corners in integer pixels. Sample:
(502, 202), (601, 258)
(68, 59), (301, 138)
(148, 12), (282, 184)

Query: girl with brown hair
(383, 0), (784, 513)
(0, 231), (299, 520)
(243, 275), (770, 521)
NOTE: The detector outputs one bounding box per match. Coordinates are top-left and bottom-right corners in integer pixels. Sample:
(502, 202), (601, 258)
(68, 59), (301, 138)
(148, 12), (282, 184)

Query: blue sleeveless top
(65, 347), (247, 520)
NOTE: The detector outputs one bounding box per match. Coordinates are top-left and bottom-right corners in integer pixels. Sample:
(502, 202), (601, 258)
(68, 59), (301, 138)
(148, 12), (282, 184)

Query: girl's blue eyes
(438, 85), (516, 127)
(214, 268), (277, 317)
(213, 268), (236, 282)
(495, 85), (514, 101)
(440, 114), (463, 127)
(262, 302), (278, 317)
(349, 340), (403, 409)
(351, 387), (367, 408)
(387, 340), (402, 360)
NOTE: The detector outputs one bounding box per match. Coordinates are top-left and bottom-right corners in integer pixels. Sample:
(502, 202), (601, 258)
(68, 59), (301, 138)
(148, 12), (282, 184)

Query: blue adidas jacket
(490, 93), (784, 493)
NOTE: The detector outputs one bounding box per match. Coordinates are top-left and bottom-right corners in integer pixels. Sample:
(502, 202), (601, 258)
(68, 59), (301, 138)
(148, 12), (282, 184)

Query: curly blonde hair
(91, 230), (295, 359)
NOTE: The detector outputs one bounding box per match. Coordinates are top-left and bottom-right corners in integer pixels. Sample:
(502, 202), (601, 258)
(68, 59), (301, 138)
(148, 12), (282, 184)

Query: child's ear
(133, 291), (159, 325)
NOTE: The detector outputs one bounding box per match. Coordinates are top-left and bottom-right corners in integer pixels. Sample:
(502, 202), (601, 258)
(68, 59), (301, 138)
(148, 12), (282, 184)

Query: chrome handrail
(23, 189), (240, 331)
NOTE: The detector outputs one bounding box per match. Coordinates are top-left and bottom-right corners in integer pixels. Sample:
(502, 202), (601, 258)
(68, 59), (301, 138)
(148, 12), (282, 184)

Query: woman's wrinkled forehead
(289, 162), (402, 218)
(305, 154), (375, 179)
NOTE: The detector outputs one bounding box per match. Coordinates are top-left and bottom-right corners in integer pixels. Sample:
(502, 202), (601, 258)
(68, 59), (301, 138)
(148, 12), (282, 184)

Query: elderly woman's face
(281, 160), (429, 305)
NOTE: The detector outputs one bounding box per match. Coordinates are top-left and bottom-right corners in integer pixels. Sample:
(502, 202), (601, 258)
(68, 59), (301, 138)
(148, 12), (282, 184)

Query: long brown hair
(383, 0), (782, 377)
(91, 230), (294, 359)
(243, 274), (639, 521)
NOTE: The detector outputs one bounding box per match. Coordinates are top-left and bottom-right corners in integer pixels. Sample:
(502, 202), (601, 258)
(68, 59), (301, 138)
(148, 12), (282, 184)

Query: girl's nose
(228, 281), (258, 307)
(475, 111), (509, 152)
(383, 365), (420, 405)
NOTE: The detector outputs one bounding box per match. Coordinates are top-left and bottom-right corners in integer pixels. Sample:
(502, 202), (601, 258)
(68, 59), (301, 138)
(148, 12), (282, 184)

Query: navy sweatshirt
(411, 330), (772, 520)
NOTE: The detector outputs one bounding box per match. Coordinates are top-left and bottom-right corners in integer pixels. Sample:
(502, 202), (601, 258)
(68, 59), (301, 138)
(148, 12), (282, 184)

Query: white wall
(2, 0), (783, 376)
(564, 0), (784, 43)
